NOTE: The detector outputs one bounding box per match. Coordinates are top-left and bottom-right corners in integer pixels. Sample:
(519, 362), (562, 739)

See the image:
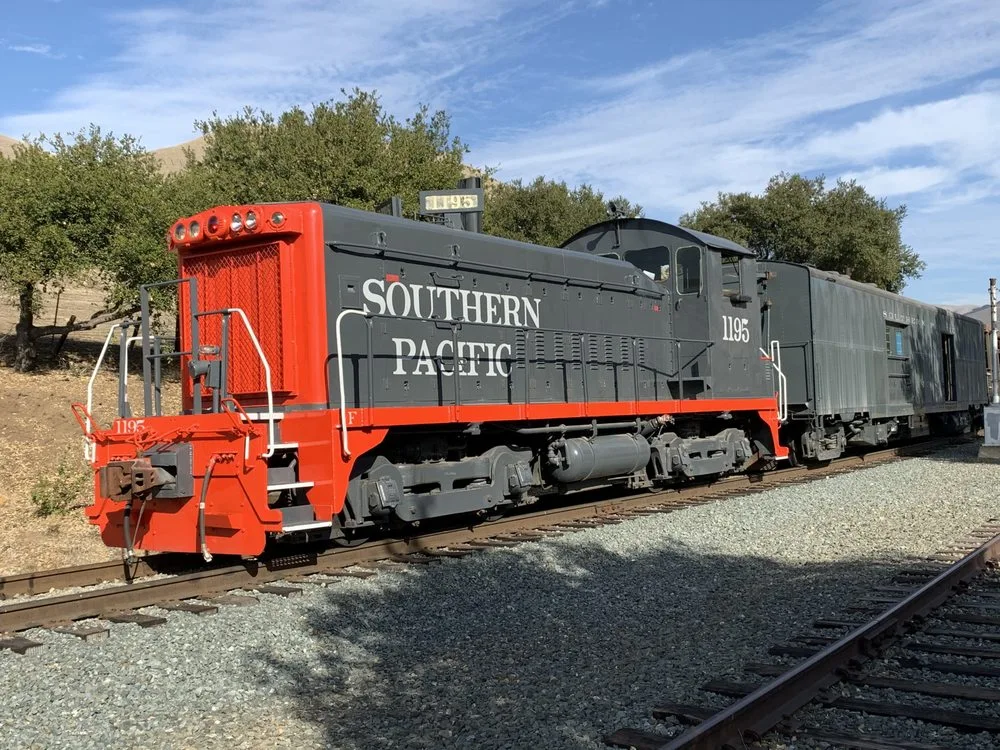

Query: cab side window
(676, 245), (701, 295)
(624, 246), (671, 283)
(721, 254), (741, 297)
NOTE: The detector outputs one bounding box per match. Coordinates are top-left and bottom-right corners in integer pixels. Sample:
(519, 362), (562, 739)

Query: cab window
(676, 245), (701, 295)
(624, 246), (671, 283)
(721, 254), (741, 297)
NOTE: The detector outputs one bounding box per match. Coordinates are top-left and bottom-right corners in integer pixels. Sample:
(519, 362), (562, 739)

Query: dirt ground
(0, 355), (182, 577)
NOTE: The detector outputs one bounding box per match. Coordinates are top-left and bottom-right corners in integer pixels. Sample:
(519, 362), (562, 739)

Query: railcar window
(885, 323), (907, 357)
(722, 255), (741, 296)
(676, 245), (702, 295)
(624, 246), (671, 283)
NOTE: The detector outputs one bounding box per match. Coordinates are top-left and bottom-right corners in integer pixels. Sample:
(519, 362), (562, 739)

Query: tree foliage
(679, 173), (923, 292)
(483, 176), (641, 247)
(0, 128), (176, 370)
(194, 89), (468, 211)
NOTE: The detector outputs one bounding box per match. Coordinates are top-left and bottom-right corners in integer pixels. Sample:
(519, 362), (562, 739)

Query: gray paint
(323, 205), (677, 407)
(762, 260), (987, 420)
(321, 206), (770, 412)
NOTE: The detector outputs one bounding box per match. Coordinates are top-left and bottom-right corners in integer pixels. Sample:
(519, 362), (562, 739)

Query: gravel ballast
(2, 443), (999, 750)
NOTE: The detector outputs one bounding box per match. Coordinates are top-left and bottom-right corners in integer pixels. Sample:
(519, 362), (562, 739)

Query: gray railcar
(762, 261), (987, 460)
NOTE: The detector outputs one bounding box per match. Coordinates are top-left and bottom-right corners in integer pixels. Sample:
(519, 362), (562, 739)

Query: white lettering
(362, 278), (386, 315)
(436, 339), (454, 376)
(522, 297), (541, 329)
(385, 282), (411, 317)
(413, 340), (435, 375)
(362, 277), (542, 379)
(392, 337), (416, 375)
(503, 295), (521, 327)
(722, 315), (751, 343)
(495, 343), (512, 376)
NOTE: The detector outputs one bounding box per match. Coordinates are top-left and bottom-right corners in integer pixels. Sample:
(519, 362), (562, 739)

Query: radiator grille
(183, 242), (285, 394)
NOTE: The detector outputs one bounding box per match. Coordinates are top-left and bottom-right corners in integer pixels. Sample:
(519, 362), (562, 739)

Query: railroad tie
(159, 601), (219, 616)
(0, 636), (43, 654)
(49, 623), (109, 641)
(104, 612), (167, 628)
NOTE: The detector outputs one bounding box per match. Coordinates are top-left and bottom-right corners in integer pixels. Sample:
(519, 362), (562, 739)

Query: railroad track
(607, 519), (1000, 750)
(0, 438), (965, 650)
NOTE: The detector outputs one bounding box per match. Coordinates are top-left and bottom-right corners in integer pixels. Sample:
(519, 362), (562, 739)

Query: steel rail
(0, 438), (954, 630)
(656, 529), (1000, 750)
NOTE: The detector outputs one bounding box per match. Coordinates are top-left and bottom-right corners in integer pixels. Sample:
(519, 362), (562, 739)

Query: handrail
(84, 323), (125, 462)
(195, 307), (277, 459)
(335, 309), (372, 458)
(761, 339), (788, 422)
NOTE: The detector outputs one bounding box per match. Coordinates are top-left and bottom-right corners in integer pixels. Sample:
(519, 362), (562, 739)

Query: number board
(419, 188), (484, 214)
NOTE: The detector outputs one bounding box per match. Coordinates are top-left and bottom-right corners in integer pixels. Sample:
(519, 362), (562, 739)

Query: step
(240, 411), (285, 421)
(281, 520), (334, 533)
(271, 442), (298, 450)
(267, 481), (314, 492)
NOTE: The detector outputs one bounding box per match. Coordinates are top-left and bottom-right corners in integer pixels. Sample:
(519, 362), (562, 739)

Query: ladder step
(241, 411), (285, 421)
(267, 481), (314, 492)
(271, 442), (298, 450)
(281, 520), (334, 533)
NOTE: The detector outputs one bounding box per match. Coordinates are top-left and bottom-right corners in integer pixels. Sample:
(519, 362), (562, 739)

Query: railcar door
(671, 245), (711, 399)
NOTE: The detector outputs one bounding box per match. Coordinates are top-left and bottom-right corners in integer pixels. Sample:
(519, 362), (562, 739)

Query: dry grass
(0, 356), (182, 576)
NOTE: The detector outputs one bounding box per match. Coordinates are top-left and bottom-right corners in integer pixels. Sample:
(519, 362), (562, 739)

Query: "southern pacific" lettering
(361, 279), (543, 377)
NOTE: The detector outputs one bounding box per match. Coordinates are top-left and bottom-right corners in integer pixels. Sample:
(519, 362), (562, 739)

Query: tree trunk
(14, 283), (37, 372)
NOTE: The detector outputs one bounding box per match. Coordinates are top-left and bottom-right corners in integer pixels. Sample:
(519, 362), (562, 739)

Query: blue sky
(2, 0), (999, 306)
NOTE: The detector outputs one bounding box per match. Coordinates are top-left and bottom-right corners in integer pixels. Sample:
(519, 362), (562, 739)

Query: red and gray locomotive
(76, 185), (985, 558)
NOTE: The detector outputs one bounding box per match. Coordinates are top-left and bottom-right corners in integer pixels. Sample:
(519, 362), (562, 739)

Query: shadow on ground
(248, 536), (921, 750)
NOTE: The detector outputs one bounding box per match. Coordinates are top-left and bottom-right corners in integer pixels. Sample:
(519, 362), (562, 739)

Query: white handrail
(769, 339), (788, 422)
(85, 323), (124, 463)
(220, 308), (276, 459)
(335, 309), (369, 457)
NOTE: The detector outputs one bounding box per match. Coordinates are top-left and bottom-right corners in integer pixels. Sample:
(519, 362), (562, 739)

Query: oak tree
(680, 173), (924, 292)
(484, 176), (641, 247)
(0, 128), (175, 371)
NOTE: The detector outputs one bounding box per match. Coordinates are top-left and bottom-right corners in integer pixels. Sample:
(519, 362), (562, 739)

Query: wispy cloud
(9, 44), (51, 55)
(0, 0), (570, 147)
(474, 0), (1000, 212)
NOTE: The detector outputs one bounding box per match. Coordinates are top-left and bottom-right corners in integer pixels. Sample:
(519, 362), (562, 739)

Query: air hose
(199, 456), (220, 562)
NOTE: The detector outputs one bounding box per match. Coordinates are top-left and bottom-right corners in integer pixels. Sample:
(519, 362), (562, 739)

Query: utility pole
(991, 278), (999, 404)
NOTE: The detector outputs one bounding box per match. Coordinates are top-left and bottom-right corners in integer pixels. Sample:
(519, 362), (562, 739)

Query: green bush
(31, 454), (91, 517)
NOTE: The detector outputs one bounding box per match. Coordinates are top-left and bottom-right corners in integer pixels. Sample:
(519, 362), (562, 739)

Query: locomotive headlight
(244, 210), (258, 231)
(188, 220), (201, 239)
(173, 223), (186, 241)
(270, 211), (285, 227)
(230, 212), (243, 233)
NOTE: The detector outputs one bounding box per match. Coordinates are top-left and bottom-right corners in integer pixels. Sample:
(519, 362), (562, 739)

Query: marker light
(188, 220), (201, 239)
(270, 211), (285, 227)
(230, 212), (243, 233)
(244, 210), (258, 231)
(206, 215), (220, 234)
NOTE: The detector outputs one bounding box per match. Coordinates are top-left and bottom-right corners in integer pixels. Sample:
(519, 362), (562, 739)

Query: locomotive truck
(75, 186), (986, 559)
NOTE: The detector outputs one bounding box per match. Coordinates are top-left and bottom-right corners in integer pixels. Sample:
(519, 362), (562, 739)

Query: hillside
(0, 133), (20, 157)
(0, 132), (206, 174)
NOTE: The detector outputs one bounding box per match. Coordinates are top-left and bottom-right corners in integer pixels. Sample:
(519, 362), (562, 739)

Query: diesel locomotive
(75, 185), (986, 558)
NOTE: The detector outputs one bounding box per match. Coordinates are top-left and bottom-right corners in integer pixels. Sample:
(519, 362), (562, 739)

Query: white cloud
(0, 0), (568, 147)
(474, 0), (1000, 212)
(9, 44), (52, 55)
